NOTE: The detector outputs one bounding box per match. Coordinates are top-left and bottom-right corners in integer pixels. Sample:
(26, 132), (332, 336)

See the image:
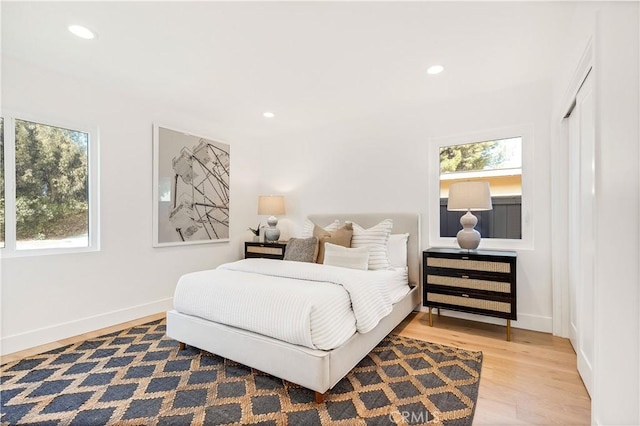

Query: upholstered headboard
(307, 213), (421, 287)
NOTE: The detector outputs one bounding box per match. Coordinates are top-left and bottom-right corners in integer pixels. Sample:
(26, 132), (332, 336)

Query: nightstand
(244, 242), (287, 260)
(423, 248), (517, 341)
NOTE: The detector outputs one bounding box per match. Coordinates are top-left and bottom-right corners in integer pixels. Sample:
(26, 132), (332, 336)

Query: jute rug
(1, 319), (482, 425)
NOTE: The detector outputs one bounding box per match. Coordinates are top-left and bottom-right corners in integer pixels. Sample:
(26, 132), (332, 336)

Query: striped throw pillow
(350, 219), (393, 270)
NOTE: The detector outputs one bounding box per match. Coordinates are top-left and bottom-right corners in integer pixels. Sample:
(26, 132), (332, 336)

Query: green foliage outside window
(440, 138), (521, 174)
(15, 119), (88, 241)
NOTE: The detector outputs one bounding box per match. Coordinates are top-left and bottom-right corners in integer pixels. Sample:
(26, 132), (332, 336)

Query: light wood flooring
(395, 312), (591, 425)
(2, 311), (591, 425)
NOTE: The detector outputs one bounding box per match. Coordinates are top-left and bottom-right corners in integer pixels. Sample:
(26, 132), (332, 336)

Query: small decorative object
(447, 181), (492, 250)
(248, 224), (261, 242)
(258, 195), (285, 243)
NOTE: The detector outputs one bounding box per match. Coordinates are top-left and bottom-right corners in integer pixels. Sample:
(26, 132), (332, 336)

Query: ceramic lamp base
(456, 210), (481, 250)
(264, 215), (280, 243)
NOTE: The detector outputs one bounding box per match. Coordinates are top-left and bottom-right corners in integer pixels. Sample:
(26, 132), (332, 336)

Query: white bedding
(173, 258), (409, 350)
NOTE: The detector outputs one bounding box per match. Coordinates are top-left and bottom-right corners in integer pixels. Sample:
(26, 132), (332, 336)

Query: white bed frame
(166, 213), (421, 402)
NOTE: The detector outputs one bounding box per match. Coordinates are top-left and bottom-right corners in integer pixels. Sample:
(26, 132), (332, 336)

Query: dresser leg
(506, 320), (511, 341)
(428, 307), (433, 327)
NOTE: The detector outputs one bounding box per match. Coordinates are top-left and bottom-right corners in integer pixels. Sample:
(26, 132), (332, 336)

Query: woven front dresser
(423, 248), (517, 341)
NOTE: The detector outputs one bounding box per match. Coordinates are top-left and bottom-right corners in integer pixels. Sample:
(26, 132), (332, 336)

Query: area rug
(1, 320), (482, 425)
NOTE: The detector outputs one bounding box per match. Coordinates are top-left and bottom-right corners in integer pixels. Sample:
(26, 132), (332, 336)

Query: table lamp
(447, 181), (492, 250)
(258, 195), (285, 243)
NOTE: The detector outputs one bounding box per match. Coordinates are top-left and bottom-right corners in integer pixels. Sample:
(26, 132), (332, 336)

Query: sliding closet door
(567, 71), (595, 396)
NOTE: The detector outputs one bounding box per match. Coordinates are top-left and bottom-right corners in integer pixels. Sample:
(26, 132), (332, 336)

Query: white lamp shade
(447, 181), (492, 211)
(258, 195), (285, 215)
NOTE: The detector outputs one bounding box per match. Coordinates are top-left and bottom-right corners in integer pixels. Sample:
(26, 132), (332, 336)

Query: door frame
(551, 38), (593, 338)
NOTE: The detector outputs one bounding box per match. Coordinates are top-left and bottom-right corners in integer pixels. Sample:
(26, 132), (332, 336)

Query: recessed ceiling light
(68, 25), (95, 40)
(427, 65), (444, 75)
(263, 112), (275, 118)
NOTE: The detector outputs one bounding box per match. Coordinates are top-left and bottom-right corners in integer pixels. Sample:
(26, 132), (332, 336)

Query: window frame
(1, 111), (100, 258)
(428, 124), (534, 250)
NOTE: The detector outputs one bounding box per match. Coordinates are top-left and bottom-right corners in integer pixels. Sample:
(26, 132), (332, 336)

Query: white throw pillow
(349, 219), (393, 270)
(323, 243), (370, 271)
(301, 219), (340, 238)
(387, 233), (409, 268)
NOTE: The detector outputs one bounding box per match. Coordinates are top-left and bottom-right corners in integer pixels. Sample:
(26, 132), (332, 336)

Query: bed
(166, 213), (421, 402)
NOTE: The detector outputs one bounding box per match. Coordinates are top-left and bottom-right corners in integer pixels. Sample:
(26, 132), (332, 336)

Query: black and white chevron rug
(1, 319), (482, 425)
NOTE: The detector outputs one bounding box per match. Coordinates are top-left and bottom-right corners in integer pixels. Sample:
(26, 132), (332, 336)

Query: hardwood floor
(2, 311), (591, 424)
(394, 312), (591, 425)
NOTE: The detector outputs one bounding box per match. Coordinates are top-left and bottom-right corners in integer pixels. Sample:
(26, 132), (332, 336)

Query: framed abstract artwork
(153, 124), (230, 247)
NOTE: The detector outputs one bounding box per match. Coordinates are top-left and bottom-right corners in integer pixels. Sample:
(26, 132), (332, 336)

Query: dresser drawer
(426, 256), (512, 274)
(426, 293), (512, 315)
(244, 242), (287, 259)
(246, 245), (283, 256)
(426, 274), (511, 293)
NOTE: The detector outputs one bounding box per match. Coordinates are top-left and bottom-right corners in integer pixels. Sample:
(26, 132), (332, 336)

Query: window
(428, 125), (533, 250)
(1, 114), (98, 256)
(440, 137), (522, 239)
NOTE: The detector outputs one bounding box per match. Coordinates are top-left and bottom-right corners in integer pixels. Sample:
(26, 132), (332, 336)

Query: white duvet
(173, 258), (409, 350)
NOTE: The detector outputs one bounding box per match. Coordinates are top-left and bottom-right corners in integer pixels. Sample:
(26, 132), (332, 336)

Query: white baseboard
(417, 306), (553, 333)
(1, 298), (173, 356)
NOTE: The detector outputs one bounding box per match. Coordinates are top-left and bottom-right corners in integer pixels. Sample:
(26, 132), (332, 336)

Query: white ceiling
(2, 1), (573, 134)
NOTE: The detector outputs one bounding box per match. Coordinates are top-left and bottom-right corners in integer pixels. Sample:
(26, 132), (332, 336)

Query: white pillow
(349, 219), (393, 270)
(301, 219), (340, 238)
(387, 233), (409, 268)
(323, 243), (369, 271)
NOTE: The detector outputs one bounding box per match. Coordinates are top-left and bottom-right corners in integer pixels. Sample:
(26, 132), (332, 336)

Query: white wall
(260, 79), (554, 333)
(592, 4), (639, 424)
(551, 2), (640, 424)
(0, 56), (262, 355)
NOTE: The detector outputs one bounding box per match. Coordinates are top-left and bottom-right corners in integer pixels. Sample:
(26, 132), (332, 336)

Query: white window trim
(427, 124), (535, 250)
(1, 111), (100, 258)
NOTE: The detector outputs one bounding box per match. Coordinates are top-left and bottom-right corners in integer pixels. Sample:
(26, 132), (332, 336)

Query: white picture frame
(153, 124), (230, 247)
